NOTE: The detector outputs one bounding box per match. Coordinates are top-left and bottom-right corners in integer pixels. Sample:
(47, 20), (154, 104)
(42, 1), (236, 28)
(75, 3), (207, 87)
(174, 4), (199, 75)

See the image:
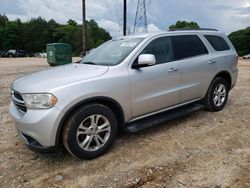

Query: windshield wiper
(83, 62), (96, 65)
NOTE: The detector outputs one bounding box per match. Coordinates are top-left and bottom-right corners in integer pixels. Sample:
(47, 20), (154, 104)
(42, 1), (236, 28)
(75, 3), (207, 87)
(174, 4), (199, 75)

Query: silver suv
(9, 30), (238, 159)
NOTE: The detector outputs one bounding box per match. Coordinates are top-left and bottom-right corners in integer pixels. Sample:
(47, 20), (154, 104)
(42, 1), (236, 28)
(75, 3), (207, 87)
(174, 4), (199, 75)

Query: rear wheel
(63, 104), (118, 159)
(204, 77), (229, 112)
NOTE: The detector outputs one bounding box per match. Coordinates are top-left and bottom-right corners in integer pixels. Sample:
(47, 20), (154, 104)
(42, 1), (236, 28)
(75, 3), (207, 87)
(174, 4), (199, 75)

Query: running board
(124, 103), (204, 133)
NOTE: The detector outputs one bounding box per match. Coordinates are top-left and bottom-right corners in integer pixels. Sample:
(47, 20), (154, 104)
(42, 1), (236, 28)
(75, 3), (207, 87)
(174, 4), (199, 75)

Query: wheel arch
(204, 70), (232, 100)
(214, 71), (232, 90)
(55, 96), (125, 147)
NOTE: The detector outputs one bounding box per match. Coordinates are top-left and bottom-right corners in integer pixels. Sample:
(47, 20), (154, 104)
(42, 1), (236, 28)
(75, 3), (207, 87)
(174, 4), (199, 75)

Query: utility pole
(82, 0), (87, 56)
(123, 0), (127, 36)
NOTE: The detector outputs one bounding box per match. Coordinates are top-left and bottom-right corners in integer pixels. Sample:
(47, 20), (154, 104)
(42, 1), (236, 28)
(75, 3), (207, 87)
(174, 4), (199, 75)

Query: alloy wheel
(76, 114), (111, 151)
(213, 83), (226, 107)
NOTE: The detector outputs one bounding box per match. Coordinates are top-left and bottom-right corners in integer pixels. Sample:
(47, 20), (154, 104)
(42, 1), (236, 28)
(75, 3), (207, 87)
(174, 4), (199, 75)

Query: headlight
(22, 93), (57, 109)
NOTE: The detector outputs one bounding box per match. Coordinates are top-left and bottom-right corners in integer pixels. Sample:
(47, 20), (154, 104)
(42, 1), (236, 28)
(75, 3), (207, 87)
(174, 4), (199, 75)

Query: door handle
(168, 68), (178, 72)
(209, 59), (217, 64)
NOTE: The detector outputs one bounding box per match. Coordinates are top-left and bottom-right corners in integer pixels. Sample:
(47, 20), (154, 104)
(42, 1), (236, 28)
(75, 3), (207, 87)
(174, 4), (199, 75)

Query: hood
(12, 63), (109, 93)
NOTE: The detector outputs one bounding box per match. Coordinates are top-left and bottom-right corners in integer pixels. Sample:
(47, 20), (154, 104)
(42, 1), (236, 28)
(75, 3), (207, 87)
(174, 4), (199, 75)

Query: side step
(124, 103), (204, 133)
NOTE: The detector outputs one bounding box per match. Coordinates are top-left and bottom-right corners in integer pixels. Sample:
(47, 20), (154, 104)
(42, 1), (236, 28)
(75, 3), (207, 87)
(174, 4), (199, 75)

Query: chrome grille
(11, 90), (27, 113)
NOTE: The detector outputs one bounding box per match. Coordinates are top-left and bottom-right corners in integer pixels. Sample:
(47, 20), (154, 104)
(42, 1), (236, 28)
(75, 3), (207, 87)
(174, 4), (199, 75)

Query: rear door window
(204, 35), (230, 51)
(171, 35), (208, 60)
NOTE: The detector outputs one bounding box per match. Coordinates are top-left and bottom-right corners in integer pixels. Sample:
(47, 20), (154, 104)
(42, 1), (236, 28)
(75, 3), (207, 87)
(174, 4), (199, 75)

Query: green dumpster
(46, 43), (72, 66)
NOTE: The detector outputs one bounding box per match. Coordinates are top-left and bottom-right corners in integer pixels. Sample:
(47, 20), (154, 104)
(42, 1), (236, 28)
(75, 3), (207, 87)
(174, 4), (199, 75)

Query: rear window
(204, 35), (230, 51)
(172, 35), (208, 60)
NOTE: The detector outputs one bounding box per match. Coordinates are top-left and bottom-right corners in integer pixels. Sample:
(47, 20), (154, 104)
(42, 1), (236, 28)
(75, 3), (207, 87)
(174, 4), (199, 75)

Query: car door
(129, 36), (181, 119)
(171, 34), (218, 102)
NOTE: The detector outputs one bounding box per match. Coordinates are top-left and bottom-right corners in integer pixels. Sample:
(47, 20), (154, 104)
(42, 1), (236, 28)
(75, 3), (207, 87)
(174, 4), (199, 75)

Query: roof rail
(168, 28), (218, 31)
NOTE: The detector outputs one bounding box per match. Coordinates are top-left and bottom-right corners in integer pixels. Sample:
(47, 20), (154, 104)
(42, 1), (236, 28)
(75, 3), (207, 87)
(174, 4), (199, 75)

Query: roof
(116, 29), (224, 40)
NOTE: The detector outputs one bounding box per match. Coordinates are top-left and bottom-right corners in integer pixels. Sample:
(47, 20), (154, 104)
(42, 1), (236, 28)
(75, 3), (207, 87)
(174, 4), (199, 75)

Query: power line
(133, 0), (148, 34)
(106, 0), (121, 27)
(127, 0), (134, 35)
(105, 0), (118, 23)
(147, 0), (151, 7)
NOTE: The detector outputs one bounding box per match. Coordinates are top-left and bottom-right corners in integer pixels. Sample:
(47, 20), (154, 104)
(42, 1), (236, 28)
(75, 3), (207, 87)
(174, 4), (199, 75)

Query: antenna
(133, 0), (148, 34)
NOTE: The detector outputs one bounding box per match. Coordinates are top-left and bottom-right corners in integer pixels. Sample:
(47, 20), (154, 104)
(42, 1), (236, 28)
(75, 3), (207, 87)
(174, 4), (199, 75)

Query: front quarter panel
(51, 65), (132, 122)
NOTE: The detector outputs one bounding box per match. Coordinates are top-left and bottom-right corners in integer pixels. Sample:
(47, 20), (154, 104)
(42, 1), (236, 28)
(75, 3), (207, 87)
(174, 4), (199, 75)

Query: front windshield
(81, 37), (144, 66)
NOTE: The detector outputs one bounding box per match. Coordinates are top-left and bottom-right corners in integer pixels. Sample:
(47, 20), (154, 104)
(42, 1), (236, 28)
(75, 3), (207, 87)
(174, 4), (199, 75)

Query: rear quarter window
(204, 35), (230, 51)
(171, 35), (208, 60)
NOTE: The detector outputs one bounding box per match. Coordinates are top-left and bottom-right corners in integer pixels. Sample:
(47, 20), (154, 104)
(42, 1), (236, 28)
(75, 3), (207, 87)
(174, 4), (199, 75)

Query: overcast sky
(0, 0), (250, 37)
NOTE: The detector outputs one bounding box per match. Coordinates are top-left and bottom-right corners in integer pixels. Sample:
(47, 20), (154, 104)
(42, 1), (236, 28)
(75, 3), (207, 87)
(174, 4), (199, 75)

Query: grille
(11, 90), (27, 113)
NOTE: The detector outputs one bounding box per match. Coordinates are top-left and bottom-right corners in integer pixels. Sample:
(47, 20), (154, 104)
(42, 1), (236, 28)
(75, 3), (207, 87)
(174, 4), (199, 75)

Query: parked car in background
(5, 50), (17, 57)
(0, 50), (7, 57)
(9, 29), (238, 159)
(40, 52), (47, 58)
(4, 50), (27, 57)
(243, 54), (250, 59)
(18, 50), (28, 57)
(34, 52), (47, 58)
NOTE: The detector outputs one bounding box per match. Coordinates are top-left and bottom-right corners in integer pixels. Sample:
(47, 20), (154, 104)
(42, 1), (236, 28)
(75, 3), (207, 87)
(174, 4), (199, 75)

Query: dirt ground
(0, 57), (250, 188)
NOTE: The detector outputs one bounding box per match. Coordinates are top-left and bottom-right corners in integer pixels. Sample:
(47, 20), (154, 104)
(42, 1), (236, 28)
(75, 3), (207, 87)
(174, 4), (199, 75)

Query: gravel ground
(0, 57), (250, 188)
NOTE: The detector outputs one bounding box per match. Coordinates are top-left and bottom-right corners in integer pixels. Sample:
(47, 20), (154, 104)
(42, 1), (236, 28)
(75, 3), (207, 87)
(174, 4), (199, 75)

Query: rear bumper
(9, 102), (64, 150)
(231, 66), (238, 90)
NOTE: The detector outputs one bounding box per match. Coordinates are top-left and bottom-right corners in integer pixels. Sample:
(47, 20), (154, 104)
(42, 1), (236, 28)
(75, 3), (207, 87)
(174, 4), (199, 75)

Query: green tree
(228, 27), (250, 56)
(0, 14), (10, 49)
(87, 20), (111, 48)
(0, 22), (18, 50)
(54, 23), (82, 54)
(67, 19), (77, 26)
(169, 20), (200, 30)
(0, 15), (112, 55)
(0, 14), (8, 26)
(54, 19), (111, 53)
(20, 17), (51, 52)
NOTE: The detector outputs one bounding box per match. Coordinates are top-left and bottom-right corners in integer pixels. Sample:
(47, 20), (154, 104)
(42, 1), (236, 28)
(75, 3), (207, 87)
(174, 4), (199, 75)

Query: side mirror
(132, 54), (156, 69)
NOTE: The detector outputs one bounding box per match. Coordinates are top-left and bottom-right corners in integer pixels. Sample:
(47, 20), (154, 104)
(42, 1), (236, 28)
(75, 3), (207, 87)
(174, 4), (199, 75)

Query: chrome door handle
(168, 68), (178, 72)
(209, 59), (217, 64)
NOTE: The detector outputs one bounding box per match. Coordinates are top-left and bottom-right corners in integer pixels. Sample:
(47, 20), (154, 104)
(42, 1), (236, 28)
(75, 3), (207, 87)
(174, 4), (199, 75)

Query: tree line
(0, 15), (111, 55)
(0, 15), (249, 56)
(228, 27), (250, 56)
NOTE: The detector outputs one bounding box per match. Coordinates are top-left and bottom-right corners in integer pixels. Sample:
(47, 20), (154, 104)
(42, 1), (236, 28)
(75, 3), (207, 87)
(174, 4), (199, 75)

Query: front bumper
(9, 102), (63, 151)
(17, 131), (57, 152)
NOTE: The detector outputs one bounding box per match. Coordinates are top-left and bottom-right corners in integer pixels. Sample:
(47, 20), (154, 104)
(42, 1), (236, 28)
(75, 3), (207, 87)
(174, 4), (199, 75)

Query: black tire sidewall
(208, 77), (229, 111)
(66, 104), (118, 159)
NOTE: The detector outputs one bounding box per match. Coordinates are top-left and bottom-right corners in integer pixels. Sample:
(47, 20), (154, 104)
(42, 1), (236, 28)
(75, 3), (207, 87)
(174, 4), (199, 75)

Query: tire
(63, 104), (118, 159)
(203, 77), (229, 112)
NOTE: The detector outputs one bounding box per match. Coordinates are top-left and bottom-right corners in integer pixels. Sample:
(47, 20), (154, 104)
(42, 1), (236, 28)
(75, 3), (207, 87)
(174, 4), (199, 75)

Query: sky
(0, 0), (250, 37)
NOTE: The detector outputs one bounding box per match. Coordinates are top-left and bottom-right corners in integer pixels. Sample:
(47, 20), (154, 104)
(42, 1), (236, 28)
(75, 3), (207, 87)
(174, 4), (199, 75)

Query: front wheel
(203, 77), (229, 112)
(63, 104), (118, 159)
